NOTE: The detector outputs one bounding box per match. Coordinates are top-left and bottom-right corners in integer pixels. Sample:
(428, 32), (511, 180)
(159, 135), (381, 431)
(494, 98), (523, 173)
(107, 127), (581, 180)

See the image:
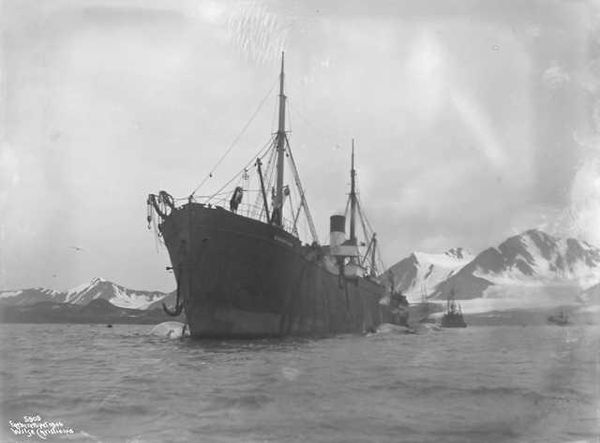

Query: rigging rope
(205, 135), (275, 203)
(189, 77), (279, 198)
(356, 196), (386, 276)
(285, 135), (319, 243)
(255, 141), (277, 220)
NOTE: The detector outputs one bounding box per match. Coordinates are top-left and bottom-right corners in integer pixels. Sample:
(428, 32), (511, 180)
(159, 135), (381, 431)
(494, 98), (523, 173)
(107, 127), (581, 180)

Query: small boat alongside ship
(146, 54), (408, 338)
(440, 290), (467, 328)
(547, 310), (569, 326)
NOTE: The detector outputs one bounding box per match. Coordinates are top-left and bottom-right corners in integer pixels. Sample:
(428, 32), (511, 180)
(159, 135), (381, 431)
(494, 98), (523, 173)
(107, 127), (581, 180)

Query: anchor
(163, 267), (184, 317)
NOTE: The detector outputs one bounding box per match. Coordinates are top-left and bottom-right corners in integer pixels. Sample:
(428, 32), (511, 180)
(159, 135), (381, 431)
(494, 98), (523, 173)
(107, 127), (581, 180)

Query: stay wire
(206, 135), (276, 203)
(189, 76), (279, 198)
(356, 197), (386, 274)
(287, 99), (341, 149)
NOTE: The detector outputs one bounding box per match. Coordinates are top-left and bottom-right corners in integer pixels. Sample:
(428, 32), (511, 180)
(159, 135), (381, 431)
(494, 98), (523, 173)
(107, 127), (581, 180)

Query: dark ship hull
(547, 313), (569, 326)
(440, 291), (467, 328)
(160, 203), (407, 338)
(440, 313), (467, 328)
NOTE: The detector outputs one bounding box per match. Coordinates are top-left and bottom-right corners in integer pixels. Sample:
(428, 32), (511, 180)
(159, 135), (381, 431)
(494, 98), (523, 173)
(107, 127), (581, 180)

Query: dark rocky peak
(525, 229), (560, 261)
(80, 298), (118, 313)
(565, 238), (600, 267)
(445, 247), (466, 259)
(468, 247), (505, 274)
(498, 234), (535, 265)
(89, 277), (107, 285)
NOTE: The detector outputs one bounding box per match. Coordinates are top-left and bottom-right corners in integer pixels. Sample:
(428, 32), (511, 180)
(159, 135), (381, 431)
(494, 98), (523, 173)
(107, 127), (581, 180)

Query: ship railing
(190, 194), (299, 238)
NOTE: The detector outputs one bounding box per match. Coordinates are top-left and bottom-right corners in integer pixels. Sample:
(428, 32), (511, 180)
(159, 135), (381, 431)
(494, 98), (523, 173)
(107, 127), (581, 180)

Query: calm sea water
(0, 324), (598, 443)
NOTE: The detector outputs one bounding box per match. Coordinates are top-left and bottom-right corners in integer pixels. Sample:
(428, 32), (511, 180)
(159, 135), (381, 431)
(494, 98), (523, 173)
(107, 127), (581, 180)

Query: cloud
(0, 144), (20, 194)
(227, 0), (293, 65)
(566, 158), (600, 245)
(405, 29), (447, 123)
(450, 91), (508, 170)
(197, 1), (226, 24)
(79, 4), (186, 26)
(541, 60), (571, 90)
(525, 21), (542, 38)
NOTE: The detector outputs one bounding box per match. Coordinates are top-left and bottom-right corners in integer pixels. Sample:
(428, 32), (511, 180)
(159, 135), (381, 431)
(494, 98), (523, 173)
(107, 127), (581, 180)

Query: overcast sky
(1, 0), (599, 292)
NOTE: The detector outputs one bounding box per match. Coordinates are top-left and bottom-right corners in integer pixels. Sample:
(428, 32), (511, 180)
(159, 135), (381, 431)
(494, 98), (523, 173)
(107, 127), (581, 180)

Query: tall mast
(273, 52), (286, 226)
(349, 139), (357, 245)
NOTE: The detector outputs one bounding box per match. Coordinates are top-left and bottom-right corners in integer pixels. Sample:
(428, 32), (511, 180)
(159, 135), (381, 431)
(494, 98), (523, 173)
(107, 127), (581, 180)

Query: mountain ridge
(386, 229), (600, 301)
(0, 278), (175, 311)
(3, 229), (599, 311)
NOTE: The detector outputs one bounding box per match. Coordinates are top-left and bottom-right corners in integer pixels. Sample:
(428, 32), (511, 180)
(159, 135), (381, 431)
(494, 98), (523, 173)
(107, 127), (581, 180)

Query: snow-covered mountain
(384, 230), (600, 302)
(384, 247), (473, 303)
(0, 278), (173, 310)
(63, 277), (169, 309)
(0, 287), (66, 306)
(431, 229), (600, 300)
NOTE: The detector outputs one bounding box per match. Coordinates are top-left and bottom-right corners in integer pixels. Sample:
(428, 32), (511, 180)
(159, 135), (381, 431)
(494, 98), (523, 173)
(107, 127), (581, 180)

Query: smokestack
(330, 215), (346, 248)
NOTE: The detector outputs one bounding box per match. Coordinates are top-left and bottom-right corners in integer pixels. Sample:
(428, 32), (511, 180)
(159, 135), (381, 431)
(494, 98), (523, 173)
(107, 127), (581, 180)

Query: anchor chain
(163, 266), (184, 317)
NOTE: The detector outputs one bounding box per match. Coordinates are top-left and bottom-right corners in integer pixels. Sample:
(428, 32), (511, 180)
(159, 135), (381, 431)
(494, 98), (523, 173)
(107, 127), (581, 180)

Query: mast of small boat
(273, 52), (286, 227)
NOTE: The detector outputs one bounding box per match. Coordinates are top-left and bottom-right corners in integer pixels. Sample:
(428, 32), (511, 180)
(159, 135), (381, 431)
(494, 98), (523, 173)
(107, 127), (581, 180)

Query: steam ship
(440, 290), (467, 328)
(547, 310), (569, 326)
(147, 54), (408, 338)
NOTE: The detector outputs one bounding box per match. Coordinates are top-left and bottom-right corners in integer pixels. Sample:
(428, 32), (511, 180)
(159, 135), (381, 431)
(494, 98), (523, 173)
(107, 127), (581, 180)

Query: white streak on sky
(450, 91), (507, 170)
(406, 30), (446, 123)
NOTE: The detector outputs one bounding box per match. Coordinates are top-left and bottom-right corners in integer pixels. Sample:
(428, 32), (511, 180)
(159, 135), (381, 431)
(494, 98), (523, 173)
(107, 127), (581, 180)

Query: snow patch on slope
(109, 285), (163, 310)
(0, 290), (23, 299)
(386, 248), (473, 303)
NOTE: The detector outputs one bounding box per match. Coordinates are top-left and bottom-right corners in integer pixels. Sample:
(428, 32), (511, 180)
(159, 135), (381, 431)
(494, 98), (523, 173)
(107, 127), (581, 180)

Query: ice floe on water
(150, 322), (190, 339)
(366, 322), (444, 336)
(366, 323), (415, 336)
(281, 366), (301, 381)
